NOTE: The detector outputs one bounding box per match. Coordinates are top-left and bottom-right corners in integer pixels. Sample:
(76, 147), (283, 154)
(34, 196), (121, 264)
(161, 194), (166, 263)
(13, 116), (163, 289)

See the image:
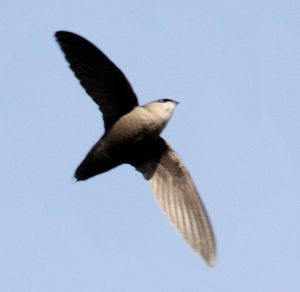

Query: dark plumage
(55, 31), (216, 265)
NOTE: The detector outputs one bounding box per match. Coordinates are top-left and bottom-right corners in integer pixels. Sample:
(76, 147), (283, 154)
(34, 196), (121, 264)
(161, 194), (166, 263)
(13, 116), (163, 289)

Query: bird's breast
(99, 107), (162, 161)
(107, 107), (162, 142)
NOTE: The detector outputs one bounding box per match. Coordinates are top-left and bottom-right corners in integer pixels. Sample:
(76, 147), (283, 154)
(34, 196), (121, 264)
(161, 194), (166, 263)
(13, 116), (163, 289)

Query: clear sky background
(1, 0), (299, 291)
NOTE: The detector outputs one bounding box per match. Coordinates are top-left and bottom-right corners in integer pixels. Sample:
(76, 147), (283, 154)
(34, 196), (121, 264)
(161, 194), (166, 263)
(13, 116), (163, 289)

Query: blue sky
(1, 0), (299, 291)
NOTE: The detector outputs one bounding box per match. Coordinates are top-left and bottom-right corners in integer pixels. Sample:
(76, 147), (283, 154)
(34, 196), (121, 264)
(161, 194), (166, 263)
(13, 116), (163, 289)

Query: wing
(55, 31), (139, 130)
(133, 138), (216, 266)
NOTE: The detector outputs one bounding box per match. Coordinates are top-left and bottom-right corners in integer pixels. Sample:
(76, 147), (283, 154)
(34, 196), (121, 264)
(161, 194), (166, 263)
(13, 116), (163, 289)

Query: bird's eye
(159, 99), (171, 103)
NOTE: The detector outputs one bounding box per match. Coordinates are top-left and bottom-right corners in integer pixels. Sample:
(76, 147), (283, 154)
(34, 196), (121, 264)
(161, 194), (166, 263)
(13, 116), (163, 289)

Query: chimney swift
(55, 31), (216, 266)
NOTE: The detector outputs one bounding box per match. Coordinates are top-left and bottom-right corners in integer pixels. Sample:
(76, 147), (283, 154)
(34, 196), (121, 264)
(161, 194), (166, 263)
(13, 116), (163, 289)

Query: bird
(55, 31), (216, 266)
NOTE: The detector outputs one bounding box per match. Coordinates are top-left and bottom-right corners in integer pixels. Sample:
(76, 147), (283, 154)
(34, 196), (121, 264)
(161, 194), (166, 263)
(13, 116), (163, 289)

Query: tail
(75, 147), (121, 181)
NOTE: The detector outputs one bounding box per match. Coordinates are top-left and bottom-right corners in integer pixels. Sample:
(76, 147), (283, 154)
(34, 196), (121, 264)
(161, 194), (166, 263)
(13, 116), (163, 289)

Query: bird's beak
(174, 101), (180, 105)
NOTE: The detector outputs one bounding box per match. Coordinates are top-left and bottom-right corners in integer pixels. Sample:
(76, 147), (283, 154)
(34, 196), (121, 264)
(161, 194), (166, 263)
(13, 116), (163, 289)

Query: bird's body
(55, 31), (216, 266)
(75, 102), (176, 180)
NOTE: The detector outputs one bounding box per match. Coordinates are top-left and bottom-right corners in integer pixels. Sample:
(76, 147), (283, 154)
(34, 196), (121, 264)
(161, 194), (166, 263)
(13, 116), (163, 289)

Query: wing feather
(55, 31), (138, 130)
(134, 138), (216, 266)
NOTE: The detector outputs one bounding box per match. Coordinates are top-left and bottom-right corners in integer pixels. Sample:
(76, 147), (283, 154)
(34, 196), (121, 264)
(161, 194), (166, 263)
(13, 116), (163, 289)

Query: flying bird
(55, 31), (216, 266)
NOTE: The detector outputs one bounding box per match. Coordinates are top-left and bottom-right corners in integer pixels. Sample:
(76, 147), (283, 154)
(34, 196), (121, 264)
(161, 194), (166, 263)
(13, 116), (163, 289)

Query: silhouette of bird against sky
(55, 31), (216, 266)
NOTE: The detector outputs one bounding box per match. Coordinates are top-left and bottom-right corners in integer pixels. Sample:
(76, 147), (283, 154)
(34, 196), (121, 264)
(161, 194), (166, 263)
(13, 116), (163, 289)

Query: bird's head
(144, 98), (179, 120)
(157, 98), (179, 113)
(143, 99), (179, 133)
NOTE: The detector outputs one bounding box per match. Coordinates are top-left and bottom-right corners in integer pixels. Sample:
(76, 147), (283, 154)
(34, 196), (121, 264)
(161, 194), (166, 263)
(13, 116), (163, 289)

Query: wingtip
(54, 31), (66, 43)
(196, 246), (216, 267)
(202, 242), (217, 267)
(54, 30), (63, 39)
(206, 256), (216, 267)
(54, 30), (76, 40)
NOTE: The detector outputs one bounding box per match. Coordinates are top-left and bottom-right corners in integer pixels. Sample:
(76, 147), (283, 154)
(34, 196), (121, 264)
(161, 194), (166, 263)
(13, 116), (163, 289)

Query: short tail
(75, 150), (121, 181)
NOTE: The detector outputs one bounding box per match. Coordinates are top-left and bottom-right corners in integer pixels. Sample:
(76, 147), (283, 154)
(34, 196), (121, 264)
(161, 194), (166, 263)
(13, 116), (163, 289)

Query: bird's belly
(103, 121), (159, 163)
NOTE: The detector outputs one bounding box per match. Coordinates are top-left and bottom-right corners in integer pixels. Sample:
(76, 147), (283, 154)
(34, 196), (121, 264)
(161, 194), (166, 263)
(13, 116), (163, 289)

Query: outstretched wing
(133, 137), (216, 266)
(55, 31), (139, 130)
